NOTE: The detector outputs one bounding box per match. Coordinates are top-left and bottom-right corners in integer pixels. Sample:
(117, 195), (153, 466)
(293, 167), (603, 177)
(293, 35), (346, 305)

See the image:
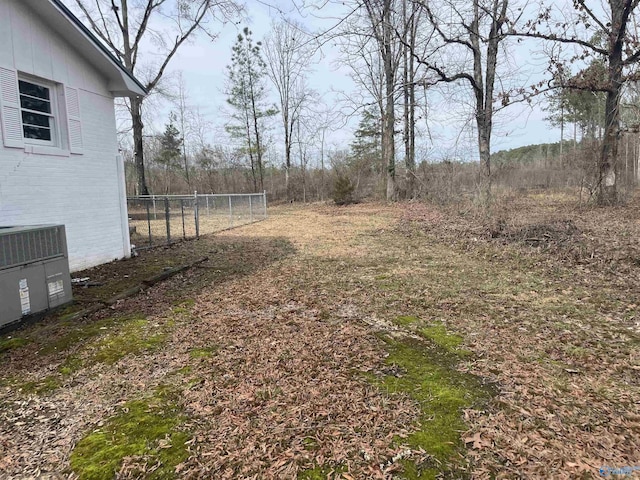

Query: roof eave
(32, 0), (148, 97)
(109, 72), (147, 97)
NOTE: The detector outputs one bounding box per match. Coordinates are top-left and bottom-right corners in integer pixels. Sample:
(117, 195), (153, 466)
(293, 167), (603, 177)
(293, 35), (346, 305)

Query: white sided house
(0, 0), (146, 271)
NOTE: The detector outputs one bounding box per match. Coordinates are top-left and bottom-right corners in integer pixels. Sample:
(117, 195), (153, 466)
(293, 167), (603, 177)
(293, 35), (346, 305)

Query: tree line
(72, 0), (640, 206)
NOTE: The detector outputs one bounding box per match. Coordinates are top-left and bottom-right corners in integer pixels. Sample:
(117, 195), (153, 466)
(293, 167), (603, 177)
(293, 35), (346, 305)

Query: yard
(1, 194), (639, 479)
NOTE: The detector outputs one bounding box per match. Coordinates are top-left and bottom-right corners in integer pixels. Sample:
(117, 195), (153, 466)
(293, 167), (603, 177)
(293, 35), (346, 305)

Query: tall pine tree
(225, 28), (277, 191)
(350, 108), (382, 173)
(157, 116), (183, 194)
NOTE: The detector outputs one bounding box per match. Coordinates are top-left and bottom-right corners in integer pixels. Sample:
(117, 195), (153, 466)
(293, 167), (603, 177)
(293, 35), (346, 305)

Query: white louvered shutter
(0, 67), (24, 148)
(65, 86), (83, 154)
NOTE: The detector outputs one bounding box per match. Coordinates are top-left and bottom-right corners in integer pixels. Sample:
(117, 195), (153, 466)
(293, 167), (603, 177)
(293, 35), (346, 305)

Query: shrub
(332, 175), (356, 205)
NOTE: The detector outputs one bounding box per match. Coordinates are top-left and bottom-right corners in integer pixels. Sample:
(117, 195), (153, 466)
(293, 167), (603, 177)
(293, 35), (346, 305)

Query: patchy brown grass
(0, 195), (639, 479)
(398, 192), (640, 478)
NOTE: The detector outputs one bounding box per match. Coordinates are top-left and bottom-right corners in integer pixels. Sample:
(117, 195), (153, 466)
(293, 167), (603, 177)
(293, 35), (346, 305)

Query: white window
(18, 78), (58, 146)
(1, 67), (82, 154)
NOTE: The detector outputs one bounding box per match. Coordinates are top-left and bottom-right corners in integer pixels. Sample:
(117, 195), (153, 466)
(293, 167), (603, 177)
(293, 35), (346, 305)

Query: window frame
(18, 76), (60, 148)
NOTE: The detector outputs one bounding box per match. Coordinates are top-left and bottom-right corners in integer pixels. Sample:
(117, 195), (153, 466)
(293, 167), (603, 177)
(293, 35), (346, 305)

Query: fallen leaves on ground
(1, 196), (639, 479)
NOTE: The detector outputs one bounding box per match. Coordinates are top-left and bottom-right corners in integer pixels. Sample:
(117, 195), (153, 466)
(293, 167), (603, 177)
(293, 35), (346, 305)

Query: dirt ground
(1, 193), (639, 479)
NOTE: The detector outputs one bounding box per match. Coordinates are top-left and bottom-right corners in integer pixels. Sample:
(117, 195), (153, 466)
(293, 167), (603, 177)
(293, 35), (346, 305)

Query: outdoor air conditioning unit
(0, 225), (73, 329)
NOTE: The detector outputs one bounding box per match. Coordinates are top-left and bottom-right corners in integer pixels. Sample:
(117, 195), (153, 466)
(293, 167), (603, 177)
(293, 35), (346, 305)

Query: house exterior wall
(0, 0), (130, 272)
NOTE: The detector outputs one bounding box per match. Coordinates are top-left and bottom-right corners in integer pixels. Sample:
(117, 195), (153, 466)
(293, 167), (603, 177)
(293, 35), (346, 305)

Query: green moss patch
(175, 366), (193, 375)
(39, 317), (122, 355)
(89, 317), (167, 365)
(35, 313), (168, 358)
(375, 335), (492, 478)
(399, 460), (437, 480)
(0, 337), (29, 354)
(15, 316), (169, 396)
(175, 298), (196, 308)
(20, 376), (61, 395)
(302, 437), (318, 452)
(70, 388), (189, 480)
(418, 324), (464, 353)
(394, 317), (469, 356)
(172, 299), (196, 315)
(188, 346), (218, 359)
(58, 355), (84, 376)
(395, 316), (420, 326)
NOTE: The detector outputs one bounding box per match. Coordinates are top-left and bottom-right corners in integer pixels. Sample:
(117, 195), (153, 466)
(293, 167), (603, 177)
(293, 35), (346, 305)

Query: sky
(161, 0), (559, 162)
(68, 0), (562, 164)
(161, 0), (362, 153)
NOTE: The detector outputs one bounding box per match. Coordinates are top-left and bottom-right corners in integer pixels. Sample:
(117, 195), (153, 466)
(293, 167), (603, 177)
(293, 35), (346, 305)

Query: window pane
(19, 80), (50, 100)
(20, 95), (51, 114)
(23, 125), (52, 141)
(22, 111), (50, 128)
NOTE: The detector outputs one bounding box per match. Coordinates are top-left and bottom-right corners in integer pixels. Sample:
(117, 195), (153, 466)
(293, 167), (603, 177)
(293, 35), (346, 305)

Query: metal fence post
(263, 190), (267, 219)
(164, 197), (171, 244)
(153, 195), (157, 220)
(228, 195), (233, 228)
(180, 199), (186, 239)
(206, 196), (210, 215)
(194, 191), (199, 239)
(146, 202), (152, 246)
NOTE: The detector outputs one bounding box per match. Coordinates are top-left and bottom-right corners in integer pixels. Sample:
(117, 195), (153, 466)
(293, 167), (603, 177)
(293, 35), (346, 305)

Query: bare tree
(401, 0), (422, 197)
(338, 29), (386, 157)
(337, 0), (404, 200)
(313, 106), (341, 201)
(364, 0), (403, 200)
(72, 0), (240, 195)
(175, 73), (193, 189)
(263, 20), (315, 200)
(408, 0), (512, 205)
(514, 0), (640, 204)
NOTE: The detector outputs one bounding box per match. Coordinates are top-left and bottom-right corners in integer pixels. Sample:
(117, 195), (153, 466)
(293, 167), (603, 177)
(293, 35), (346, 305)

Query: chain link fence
(127, 192), (267, 250)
